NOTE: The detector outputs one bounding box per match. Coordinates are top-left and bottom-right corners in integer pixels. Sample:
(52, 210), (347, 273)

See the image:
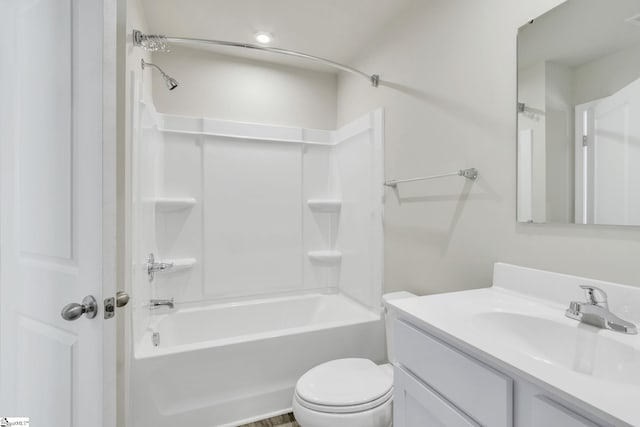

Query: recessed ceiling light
(254, 31), (273, 45)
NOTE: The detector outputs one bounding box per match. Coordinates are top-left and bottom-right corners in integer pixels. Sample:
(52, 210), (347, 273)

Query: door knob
(116, 291), (130, 308)
(61, 295), (98, 321)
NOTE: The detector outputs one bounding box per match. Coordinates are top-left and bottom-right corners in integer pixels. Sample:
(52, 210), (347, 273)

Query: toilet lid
(295, 358), (393, 407)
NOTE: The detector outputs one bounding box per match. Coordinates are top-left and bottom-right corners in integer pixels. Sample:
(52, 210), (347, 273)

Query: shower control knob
(61, 295), (98, 321)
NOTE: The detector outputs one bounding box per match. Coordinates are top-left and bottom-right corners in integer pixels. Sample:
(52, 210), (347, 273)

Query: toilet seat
(295, 387), (393, 414)
(294, 358), (393, 414)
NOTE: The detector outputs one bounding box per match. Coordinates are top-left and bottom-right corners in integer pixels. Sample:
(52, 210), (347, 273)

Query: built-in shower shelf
(154, 197), (197, 212)
(307, 199), (342, 213)
(308, 251), (342, 264)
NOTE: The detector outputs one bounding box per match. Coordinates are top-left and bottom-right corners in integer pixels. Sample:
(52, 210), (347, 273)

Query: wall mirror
(517, 0), (640, 225)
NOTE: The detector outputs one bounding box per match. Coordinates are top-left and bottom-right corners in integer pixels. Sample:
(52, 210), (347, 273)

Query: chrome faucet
(565, 285), (637, 334)
(150, 298), (174, 309)
(147, 253), (174, 281)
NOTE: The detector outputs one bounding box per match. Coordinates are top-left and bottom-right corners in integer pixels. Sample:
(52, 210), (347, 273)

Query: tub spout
(150, 298), (174, 309)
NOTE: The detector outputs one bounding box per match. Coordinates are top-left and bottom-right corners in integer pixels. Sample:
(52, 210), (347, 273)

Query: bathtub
(130, 293), (386, 427)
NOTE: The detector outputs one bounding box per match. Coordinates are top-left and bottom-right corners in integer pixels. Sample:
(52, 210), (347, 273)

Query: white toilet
(292, 292), (415, 427)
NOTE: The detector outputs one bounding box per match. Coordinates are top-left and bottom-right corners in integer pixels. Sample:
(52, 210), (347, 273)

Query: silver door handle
(61, 295), (98, 321)
(116, 291), (130, 308)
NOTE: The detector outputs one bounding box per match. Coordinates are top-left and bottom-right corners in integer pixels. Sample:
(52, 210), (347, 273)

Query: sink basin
(388, 263), (640, 426)
(472, 312), (640, 385)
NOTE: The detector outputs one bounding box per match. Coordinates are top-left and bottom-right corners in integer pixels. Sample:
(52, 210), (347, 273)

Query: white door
(575, 77), (640, 225)
(0, 0), (117, 426)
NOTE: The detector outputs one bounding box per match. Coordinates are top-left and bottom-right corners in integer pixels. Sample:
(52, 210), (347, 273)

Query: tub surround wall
(131, 99), (166, 348)
(121, 1), (153, 425)
(202, 138), (304, 297)
(333, 114), (384, 308)
(336, 0), (640, 295)
(135, 107), (383, 310)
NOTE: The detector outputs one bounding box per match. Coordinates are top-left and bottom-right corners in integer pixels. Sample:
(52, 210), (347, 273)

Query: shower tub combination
(128, 98), (384, 426)
(130, 293), (385, 426)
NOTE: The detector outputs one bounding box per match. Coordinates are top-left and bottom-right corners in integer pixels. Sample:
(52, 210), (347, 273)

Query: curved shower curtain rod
(133, 29), (379, 87)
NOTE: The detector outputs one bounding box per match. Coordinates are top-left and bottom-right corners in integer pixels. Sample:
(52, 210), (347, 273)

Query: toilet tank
(382, 291), (416, 363)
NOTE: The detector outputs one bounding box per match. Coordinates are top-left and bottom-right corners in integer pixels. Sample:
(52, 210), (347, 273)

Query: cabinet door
(532, 396), (600, 427)
(394, 367), (479, 427)
(395, 320), (513, 427)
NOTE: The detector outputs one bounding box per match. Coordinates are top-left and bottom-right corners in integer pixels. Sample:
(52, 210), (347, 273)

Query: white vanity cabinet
(392, 319), (617, 427)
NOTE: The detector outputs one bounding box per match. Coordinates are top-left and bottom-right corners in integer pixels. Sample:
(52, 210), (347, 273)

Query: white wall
(516, 61), (573, 224)
(337, 0), (640, 295)
(517, 63), (546, 223)
(573, 44), (640, 105)
(150, 46), (338, 129)
(545, 62), (573, 223)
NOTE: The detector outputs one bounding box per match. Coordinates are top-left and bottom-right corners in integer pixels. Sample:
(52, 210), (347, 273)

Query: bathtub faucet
(150, 298), (174, 310)
(147, 253), (174, 281)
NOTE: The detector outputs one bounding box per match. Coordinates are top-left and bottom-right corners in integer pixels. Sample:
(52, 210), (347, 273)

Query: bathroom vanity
(388, 264), (640, 427)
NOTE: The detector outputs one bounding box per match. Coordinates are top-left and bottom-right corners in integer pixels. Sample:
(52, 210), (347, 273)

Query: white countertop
(388, 263), (640, 426)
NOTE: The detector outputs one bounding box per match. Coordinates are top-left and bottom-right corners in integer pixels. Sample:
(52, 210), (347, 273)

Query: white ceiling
(139, 0), (416, 72)
(518, 0), (640, 69)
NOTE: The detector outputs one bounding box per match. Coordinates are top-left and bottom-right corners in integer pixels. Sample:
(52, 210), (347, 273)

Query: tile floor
(239, 412), (300, 427)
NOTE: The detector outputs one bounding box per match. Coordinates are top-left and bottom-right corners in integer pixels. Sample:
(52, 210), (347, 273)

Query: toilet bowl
(292, 292), (415, 427)
(293, 358), (393, 427)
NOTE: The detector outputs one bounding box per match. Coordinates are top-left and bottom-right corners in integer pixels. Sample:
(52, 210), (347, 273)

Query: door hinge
(582, 135), (588, 147)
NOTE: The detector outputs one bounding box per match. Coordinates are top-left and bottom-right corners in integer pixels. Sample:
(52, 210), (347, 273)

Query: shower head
(163, 75), (179, 91)
(141, 59), (179, 90)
